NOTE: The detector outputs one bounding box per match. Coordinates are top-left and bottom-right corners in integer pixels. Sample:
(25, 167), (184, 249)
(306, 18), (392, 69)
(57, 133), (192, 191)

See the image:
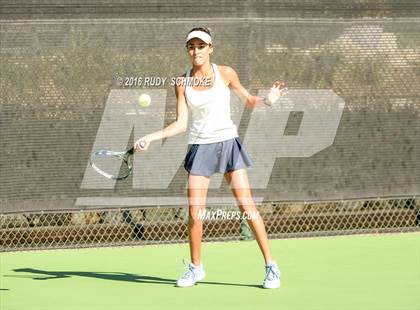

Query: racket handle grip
(127, 147), (135, 155)
(130, 141), (146, 153)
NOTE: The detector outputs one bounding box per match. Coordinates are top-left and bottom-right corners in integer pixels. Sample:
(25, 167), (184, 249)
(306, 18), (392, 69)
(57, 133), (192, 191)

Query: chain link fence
(1, 197), (418, 252)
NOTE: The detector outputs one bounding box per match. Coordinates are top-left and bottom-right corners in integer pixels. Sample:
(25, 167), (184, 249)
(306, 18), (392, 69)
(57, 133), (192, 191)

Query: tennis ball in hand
(138, 94), (151, 107)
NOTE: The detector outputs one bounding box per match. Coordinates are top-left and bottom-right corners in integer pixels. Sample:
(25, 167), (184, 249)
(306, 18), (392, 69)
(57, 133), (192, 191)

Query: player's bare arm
(134, 75), (188, 151)
(219, 65), (287, 108)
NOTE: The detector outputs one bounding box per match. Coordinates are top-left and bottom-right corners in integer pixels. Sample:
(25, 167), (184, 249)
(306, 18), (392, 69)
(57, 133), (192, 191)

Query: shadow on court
(9, 268), (260, 288)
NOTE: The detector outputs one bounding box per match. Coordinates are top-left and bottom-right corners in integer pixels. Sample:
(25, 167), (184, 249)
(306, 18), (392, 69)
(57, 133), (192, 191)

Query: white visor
(185, 30), (212, 45)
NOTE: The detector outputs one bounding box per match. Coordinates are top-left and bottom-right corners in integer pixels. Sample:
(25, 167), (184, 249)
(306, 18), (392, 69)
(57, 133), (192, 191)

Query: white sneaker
(176, 262), (206, 287)
(263, 262), (281, 289)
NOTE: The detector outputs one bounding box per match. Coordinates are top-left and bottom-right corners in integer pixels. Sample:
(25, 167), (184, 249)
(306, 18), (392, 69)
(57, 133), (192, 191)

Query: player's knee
(236, 196), (255, 209)
(239, 203), (257, 214)
(188, 206), (205, 225)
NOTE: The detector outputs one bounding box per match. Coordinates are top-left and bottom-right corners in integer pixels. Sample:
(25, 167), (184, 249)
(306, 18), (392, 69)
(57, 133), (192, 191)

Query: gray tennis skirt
(183, 137), (253, 177)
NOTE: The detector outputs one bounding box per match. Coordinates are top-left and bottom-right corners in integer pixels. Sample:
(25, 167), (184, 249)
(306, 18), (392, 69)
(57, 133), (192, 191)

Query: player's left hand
(267, 81), (288, 105)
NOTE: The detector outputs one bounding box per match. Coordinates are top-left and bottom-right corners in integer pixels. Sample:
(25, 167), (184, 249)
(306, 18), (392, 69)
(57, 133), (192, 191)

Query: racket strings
(91, 153), (133, 179)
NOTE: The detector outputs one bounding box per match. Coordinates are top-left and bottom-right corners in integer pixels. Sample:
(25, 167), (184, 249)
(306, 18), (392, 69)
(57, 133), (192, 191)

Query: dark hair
(188, 26), (212, 37)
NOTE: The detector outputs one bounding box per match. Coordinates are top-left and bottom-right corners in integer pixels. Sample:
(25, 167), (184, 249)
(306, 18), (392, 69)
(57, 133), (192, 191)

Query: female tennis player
(134, 27), (286, 289)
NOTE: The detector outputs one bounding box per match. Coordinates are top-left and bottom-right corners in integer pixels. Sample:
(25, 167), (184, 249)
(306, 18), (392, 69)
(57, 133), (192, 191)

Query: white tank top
(185, 63), (238, 144)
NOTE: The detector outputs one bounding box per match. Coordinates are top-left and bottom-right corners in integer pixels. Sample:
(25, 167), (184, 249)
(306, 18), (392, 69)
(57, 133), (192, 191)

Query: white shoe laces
(265, 265), (280, 281)
(181, 259), (196, 280)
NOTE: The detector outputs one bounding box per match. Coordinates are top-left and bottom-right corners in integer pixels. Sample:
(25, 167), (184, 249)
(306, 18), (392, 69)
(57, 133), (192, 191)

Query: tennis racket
(90, 141), (145, 180)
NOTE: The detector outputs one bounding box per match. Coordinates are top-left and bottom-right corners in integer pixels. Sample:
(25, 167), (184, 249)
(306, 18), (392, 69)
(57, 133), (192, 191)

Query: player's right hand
(134, 137), (150, 152)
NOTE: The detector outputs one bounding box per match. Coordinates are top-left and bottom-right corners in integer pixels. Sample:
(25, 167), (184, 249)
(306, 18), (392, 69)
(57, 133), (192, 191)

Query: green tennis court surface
(1, 232), (419, 310)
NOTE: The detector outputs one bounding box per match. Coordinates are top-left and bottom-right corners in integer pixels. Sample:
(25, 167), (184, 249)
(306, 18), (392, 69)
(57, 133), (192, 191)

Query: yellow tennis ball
(138, 94), (151, 107)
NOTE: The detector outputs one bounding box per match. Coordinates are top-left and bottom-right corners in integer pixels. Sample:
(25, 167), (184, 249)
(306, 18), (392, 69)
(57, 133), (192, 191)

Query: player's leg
(176, 173), (209, 287)
(224, 168), (281, 288)
(224, 168), (273, 263)
(187, 173), (210, 266)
